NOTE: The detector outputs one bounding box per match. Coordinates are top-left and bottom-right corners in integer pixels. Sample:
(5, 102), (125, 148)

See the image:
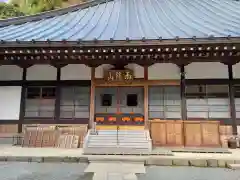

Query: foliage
(0, 2), (25, 19)
(0, 0), (85, 19)
(10, 0), (63, 15)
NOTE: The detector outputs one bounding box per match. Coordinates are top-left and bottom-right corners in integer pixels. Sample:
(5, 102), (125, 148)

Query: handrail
(83, 130), (90, 149)
(92, 122), (98, 135)
(116, 125), (119, 145)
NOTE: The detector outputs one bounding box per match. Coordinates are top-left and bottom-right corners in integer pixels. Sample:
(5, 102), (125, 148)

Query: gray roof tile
(0, 0), (239, 41)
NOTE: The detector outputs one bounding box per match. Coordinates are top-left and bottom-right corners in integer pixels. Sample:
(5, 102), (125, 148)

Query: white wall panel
(95, 64), (114, 78)
(125, 64), (144, 78)
(61, 64), (91, 80)
(27, 65), (57, 80)
(233, 63), (240, 78)
(185, 62), (228, 79)
(0, 86), (21, 120)
(0, 65), (22, 80)
(148, 63), (180, 80)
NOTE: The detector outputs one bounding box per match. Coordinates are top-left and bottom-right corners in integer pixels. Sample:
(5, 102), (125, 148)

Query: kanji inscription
(104, 70), (134, 82)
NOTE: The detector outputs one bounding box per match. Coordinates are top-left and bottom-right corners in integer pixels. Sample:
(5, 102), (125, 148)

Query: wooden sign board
(104, 70), (134, 82)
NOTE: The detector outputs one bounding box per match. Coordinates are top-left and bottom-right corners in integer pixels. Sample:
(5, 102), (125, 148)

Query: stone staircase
(83, 129), (152, 155)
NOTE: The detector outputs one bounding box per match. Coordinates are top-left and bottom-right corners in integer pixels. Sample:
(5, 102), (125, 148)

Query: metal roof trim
(0, 37), (239, 48)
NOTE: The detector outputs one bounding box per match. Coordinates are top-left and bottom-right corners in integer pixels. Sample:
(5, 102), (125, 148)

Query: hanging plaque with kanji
(104, 70), (134, 82)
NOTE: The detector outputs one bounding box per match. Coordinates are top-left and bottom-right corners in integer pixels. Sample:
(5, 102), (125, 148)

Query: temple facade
(0, 0), (239, 136)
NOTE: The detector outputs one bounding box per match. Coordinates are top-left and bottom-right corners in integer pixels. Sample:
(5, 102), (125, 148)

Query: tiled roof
(0, 0), (239, 42)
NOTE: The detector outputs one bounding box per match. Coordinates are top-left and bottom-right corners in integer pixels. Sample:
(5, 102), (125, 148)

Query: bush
(0, 2), (25, 19)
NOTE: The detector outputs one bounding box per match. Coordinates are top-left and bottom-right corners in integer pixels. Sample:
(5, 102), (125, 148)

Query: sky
(0, 0), (9, 2)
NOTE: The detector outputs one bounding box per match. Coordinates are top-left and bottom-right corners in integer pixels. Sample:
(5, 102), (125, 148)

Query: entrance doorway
(95, 87), (144, 126)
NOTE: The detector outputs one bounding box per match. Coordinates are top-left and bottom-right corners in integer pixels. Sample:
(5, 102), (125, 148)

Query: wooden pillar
(18, 68), (27, 133)
(180, 65), (187, 146)
(54, 67), (61, 124)
(144, 66), (149, 129)
(89, 67), (96, 129)
(228, 64), (237, 135)
(180, 65), (187, 120)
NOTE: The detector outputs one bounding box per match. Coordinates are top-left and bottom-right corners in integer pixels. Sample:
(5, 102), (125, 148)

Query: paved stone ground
(0, 162), (240, 180)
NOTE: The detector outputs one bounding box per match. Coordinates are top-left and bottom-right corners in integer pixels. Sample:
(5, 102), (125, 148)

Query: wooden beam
(89, 67), (96, 129)
(144, 66), (149, 129)
(228, 65), (237, 135)
(94, 79), (180, 87)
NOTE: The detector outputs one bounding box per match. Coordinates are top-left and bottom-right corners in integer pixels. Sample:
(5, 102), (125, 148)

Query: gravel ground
(0, 162), (240, 180)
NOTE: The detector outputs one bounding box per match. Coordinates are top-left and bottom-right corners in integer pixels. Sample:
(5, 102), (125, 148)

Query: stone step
(88, 139), (149, 143)
(96, 130), (145, 133)
(84, 148), (151, 155)
(94, 134), (146, 137)
(83, 129), (152, 155)
(88, 142), (150, 146)
(89, 137), (147, 140)
(88, 145), (150, 148)
(96, 131), (146, 135)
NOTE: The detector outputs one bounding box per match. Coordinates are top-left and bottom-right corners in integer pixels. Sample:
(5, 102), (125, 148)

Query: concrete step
(89, 136), (147, 140)
(83, 129), (152, 155)
(88, 139), (149, 143)
(96, 131), (146, 135)
(88, 143), (150, 146)
(84, 148), (151, 155)
(88, 146), (149, 149)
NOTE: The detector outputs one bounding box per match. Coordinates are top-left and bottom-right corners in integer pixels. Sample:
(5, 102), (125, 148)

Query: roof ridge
(0, 0), (109, 28)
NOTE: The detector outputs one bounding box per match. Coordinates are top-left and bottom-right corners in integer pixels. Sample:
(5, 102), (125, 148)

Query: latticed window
(234, 85), (240, 118)
(186, 85), (230, 119)
(148, 86), (181, 119)
(25, 87), (56, 117)
(60, 87), (90, 119)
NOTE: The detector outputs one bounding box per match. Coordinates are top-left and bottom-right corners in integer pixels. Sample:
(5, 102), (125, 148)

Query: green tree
(0, 2), (25, 19)
(10, 0), (63, 15)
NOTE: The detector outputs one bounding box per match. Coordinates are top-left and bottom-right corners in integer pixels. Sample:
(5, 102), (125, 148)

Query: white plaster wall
(124, 64), (144, 78)
(148, 63), (180, 80)
(61, 64), (91, 80)
(95, 64), (114, 78)
(185, 62), (228, 79)
(233, 63), (240, 79)
(0, 86), (21, 120)
(0, 65), (23, 80)
(27, 65), (57, 80)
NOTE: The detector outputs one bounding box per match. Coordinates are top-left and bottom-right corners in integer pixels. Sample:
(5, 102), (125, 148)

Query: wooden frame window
(148, 86), (181, 119)
(186, 84), (230, 119)
(60, 87), (90, 119)
(234, 85), (240, 118)
(25, 86), (56, 118)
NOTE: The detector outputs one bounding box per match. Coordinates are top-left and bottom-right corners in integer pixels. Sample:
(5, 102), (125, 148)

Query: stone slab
(146, 157), (173, 166)
(189, 159), (208, 167)
(92, 172), (138, 180)
(88, 156), (146, 163)
(227, 164), (240, 170)
(207, 159), (218, 167)
(172, 159), (189, 166)
(169, 147), (231, 154)
(85, 162), (146, 174)
(218, 160), (227, 167)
